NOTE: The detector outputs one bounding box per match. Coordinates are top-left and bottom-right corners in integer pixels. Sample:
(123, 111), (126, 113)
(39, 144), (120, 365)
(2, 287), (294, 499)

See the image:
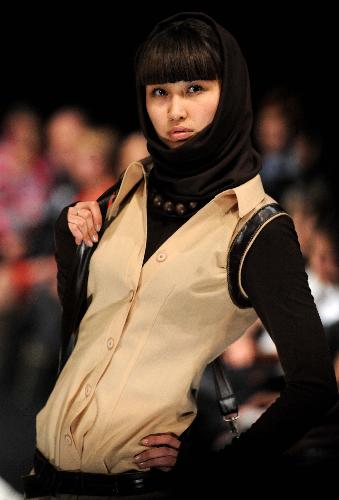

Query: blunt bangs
(136, 20), (222, 85)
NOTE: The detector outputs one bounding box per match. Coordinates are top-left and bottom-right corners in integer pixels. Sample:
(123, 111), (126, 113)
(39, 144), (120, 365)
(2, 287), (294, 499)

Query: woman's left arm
(233, 214), (338, 457)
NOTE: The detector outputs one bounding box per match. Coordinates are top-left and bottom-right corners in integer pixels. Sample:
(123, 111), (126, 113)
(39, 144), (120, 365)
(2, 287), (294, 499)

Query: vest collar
(115, 161), (265, 220)
(214, 174), (266, 218)
(108, 160), (147, 215)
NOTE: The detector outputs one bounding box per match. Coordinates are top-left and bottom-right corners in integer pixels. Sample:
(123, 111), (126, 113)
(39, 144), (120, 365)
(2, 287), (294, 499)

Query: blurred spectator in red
(0, 105), (52, 262)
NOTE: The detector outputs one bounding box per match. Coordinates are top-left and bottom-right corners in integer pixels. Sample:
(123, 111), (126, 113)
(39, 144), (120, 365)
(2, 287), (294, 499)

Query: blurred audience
(72, 126), (119, 200)
(254, 88), (303, 201)
(1, 90), (339, 490)
(0, 106), (121, 492)
(307, 212), (339, 328)
(0, 105), (52, 261)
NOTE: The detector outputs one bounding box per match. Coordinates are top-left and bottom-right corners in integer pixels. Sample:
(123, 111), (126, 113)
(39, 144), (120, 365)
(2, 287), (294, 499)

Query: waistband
(23, 448), (172, 497)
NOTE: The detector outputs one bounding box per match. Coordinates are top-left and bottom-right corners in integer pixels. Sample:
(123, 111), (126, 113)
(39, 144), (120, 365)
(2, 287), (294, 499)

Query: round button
(107, 338), (114, 350)
(64, 434), (72, 446)
(128, 290), (135, 302)
(85, 384), (92, 397)
(156, 252), (167, 262)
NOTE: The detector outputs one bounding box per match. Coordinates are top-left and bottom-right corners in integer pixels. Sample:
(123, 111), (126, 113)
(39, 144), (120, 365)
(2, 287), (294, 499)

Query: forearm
(234, 215), (338, 457)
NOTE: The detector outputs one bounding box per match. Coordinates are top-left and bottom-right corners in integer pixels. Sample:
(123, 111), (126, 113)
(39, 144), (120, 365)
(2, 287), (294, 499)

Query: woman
(25, 12), (337, 499)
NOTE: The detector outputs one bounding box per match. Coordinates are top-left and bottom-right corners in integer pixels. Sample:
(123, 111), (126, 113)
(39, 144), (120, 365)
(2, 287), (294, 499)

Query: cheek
(200, 100), (219, 125)
(146, 103), (161, 132)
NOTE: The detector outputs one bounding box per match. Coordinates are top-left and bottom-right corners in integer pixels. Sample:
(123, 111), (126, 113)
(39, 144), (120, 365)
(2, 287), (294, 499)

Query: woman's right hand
(134, 433), (181, 472)
(67, 201), (103, 247)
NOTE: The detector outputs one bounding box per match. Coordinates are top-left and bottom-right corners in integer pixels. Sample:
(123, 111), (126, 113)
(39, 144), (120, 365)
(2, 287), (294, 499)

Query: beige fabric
(36, 162), (278, 474)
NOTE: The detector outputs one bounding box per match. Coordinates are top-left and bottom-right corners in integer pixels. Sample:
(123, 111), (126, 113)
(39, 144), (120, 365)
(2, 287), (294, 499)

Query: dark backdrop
(0, 5), (338, 493)
(1, 5), (337, 152)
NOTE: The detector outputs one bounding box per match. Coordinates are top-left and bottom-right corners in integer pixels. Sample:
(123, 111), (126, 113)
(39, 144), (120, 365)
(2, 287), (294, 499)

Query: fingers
(67, 202), (102, 246)
(139, 432), (181, 450)
(134, 446), (178, 471)
(134, 432), (181, 472)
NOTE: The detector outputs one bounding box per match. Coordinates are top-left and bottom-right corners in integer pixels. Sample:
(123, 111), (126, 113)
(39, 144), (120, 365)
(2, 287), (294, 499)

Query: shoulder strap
(212, 202), (287, 424)
(228, 202), (287, 309)
(212, 357), (240, 436)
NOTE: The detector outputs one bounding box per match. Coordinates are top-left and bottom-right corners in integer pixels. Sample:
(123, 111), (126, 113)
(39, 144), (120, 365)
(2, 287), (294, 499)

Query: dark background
(0, 5), (338, 494)
(1, 5), (337, 149)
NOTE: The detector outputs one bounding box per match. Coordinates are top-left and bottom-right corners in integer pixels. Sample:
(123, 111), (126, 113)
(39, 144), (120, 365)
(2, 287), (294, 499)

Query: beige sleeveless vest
(37, 161), (285, 473)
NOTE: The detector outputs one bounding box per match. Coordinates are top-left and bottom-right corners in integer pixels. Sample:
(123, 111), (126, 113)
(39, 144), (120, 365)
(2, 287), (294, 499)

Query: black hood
(135, 11), (261, 202)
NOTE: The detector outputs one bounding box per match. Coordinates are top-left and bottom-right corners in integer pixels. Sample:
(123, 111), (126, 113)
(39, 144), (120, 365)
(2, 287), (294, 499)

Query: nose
(168, 96), (187, 121)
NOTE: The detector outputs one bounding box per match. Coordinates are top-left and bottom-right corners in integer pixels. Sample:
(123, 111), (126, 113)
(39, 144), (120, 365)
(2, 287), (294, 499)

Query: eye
(187, 84), (204, 94)
(151, 87), (167, 97)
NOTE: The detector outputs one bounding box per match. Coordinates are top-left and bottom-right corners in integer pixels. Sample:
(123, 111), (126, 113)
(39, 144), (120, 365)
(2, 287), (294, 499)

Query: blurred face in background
(46, 111), (88, 171)
(309, 231), (339, 285)
(291, 208), (317, 259)
(72, 128), (117, 187)
(116, 132), (148, 176)
(255, 105), (290, 153)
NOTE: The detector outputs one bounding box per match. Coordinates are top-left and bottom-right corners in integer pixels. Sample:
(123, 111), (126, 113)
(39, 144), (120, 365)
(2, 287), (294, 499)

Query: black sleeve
(54, 203), (77, 305)
(228, 214), (338, 460)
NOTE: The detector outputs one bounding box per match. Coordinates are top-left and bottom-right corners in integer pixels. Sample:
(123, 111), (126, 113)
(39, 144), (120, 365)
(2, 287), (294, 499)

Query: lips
(168, 127), (194, 140)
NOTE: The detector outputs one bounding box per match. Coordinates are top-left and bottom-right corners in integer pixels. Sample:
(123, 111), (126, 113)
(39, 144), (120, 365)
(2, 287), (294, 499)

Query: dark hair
(135, 18), (222, 85)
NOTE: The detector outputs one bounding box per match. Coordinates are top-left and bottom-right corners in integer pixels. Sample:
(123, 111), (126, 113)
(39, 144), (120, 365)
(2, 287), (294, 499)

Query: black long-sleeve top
(54, 184), (338, 467)
(144, 193), (337, 459)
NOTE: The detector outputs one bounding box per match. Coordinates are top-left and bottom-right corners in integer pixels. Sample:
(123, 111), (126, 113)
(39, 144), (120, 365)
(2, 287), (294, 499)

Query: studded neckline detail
(148, 186), (201, 217)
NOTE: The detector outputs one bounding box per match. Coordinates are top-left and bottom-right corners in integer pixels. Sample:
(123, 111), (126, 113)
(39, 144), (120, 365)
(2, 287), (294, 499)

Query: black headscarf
(136, 12), (261, 203)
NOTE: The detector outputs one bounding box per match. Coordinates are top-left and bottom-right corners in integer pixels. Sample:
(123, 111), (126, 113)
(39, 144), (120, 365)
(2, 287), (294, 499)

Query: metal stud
(175, 203), (187, 215)
(163, 200), (175, 213)
(151, 190), (199, 216)
(153, 194), (163, 208)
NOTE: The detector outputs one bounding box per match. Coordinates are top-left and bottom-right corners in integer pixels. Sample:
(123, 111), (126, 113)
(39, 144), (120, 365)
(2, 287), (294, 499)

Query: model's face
(146, 80), (221, 149)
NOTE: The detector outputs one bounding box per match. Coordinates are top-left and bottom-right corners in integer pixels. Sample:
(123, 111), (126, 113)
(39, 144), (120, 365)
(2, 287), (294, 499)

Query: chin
(163, 138), (190, 149)
(171, 141), (188, 149)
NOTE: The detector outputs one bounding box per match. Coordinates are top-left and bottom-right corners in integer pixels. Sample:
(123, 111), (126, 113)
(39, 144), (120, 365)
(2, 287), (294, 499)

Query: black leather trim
(59, 158), (154, 371)
(227, 203), (288, 309)
(59, 172), (145, 372)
